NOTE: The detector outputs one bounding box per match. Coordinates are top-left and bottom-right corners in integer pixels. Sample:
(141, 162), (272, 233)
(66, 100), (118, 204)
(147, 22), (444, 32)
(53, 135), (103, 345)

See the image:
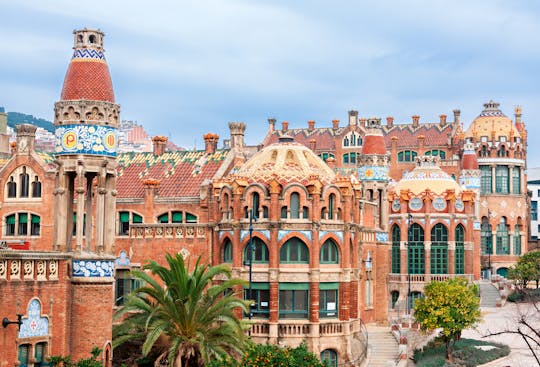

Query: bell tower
(53, 28), (119, 254)
(53, 28), (118, 361)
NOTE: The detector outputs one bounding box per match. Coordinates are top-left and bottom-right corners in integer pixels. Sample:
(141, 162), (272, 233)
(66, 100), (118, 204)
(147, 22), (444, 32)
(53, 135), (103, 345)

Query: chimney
(268, 118), (276, 132)
(386, 116), (394, 128)
(281, 121), (289, 132)
(348, 110), (358, 126)
(453, 109), (461, 124)
(152, 136), (168, 155)
(143, 178), (160, 209)
(309, 139), (316, 150)
(228, 122), (246, 149)
(417, 135), (425, 150)
(359, 118), (367, 127)
(307, 120), (315, 131)
(439, 114), (447, 126)
(412, 115), (420, 128)
(203, 133), (219, 154)
(15, 124), (37, 155)
(332, 119), (340, 130)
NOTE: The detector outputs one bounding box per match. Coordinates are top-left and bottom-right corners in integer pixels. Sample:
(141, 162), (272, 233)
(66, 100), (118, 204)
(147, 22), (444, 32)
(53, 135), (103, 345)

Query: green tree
(114, 254), (250, 367)
(49, 347), (103, 367)
(414, 278), (481, 362)
(207, 342), (328, 367)
(509, 251), (540, 290)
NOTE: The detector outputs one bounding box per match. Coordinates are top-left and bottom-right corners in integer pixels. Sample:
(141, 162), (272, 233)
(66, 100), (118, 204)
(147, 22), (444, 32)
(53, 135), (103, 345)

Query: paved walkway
(366, 325), (400, 367)
(462, 302), (540, 366)
(479, 281), (500, 307)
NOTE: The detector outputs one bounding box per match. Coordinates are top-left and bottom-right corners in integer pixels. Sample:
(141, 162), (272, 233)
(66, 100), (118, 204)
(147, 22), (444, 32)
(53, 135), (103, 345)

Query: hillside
(1, 108), (54, 133)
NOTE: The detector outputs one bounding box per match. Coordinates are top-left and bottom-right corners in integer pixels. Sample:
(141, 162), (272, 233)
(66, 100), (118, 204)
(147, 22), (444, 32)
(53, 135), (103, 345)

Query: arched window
(512, 167), (521, 194)
(185, 212), (197, 223)
(118, 211), (143, 236)
(398, 150), (417, 162)
(31, 176), (42, 198)
(171, 211), (183, 223)
(6, 214), (15, 236)
(223, 239), (232, 263)
(30, 214), (40, 236)
(280, 237), (309, 263)
(513, 224), (521, 255)
(497, 145), (507, 157)
(496, 217), (510, 254)
(409, 224), (425, 274)
(320, 239), (339, 264)
(320, 350), (338, 367)
(391, 291), (400, 309)
(252, 192), (260, 217)
(350, 152), (356, 164)
(157, 213), (169, 223)
(495, 165), (509, 194)
(391, 225), (401, 273)
(20, 167), (29, 198)
(343, 137), (349, 147)
(455, 224), (465, 274)
(7, 176), (16, 198)
(328, 194), (336, 220)
(481, 217), (492, 255)
(343, 153), (349, 164)
(244, 237), (269, 264)
(430, 224), (448, 274)
(290, 192), (300, 219)
(481, 145), (489, 157)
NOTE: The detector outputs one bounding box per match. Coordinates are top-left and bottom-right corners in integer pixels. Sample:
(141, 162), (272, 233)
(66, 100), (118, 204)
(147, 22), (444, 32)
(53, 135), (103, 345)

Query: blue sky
(1, 1), (539, 166)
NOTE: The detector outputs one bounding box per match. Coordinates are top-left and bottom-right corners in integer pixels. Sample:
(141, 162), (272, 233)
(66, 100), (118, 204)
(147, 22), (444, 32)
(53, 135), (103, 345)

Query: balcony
(387, 273), (473, 284)
(129, 224), (206, 239)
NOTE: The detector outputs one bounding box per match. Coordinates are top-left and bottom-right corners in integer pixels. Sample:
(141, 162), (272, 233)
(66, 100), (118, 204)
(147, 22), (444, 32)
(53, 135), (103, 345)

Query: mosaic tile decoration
(278, 230), (312, 242)
(72, 49), (106, 61)
(358, 166), (389, 181)
(319, 230), (343, 242)
(72, 259), (114, 277)
(460, 177), (480, 189)
(55, 124), (118, 156)
(115, 251), (130, 266)
(241, 230), (270, 242)
(376, 232), (389, 242)
(18, 299), (49, 339)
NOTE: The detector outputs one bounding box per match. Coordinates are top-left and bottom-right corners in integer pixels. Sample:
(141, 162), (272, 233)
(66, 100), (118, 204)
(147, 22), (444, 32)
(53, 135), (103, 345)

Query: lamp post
(248, 208), (256, 321)
(407, 213), (413, 315)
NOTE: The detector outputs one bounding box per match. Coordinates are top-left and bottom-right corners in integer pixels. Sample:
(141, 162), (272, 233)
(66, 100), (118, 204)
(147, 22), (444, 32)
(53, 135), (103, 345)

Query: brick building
(0, 27), (530, 367)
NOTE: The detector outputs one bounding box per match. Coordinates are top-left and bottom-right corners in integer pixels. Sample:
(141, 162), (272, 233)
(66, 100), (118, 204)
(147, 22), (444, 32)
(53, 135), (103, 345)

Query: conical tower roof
(60, 28), (115, 103)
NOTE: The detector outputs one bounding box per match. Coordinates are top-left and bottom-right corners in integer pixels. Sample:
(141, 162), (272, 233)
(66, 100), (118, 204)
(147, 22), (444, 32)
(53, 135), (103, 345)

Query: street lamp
(407, 213), (413, 315)
(247, 208), (257, 321)
(2, 314), (23, 330)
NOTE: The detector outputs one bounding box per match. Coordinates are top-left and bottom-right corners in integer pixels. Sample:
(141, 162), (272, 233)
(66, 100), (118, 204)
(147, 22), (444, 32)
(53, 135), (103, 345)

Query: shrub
(414, 338), (510, 367)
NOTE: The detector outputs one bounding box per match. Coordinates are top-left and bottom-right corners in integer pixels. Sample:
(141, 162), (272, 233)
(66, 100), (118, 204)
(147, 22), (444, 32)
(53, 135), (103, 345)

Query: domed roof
(391, 156), (464, 196)
(236, 137), (336, 185)
(60, 29), (115, 103)
(464, 101), (519, 140)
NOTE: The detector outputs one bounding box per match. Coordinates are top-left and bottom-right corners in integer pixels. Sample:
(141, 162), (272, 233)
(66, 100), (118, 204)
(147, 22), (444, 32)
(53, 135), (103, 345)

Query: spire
(60, 28), (115, 103)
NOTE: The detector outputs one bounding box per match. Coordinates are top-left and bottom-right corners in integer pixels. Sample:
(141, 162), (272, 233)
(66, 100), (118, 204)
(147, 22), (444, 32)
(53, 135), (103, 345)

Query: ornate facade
(0, 28), (530, 367)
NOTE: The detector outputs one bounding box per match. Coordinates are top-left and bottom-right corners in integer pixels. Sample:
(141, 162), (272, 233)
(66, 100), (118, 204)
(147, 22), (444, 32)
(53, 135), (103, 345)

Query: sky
(1, 1), (539, 165)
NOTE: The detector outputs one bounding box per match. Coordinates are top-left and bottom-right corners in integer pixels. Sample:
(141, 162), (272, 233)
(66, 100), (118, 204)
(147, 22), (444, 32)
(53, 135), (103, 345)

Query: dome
(392, 156), (464, 196)
(464, 101), (519, 140)
(60, 29), (115, 103)
(236, 137), (336, 185)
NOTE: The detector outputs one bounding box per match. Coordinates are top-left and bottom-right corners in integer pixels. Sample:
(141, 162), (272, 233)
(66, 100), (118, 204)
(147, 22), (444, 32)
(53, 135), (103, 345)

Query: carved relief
(23, 260), (34, 279)
(49, 260), (58, 279)
(37, 260), (46, 280)
(0, 260), (7, 279)
(10, 260), (21, 279)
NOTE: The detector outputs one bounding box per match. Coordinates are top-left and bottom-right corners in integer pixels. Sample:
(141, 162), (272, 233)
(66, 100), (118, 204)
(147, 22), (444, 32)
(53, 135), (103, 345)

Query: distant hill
(3, 109), (54, 133)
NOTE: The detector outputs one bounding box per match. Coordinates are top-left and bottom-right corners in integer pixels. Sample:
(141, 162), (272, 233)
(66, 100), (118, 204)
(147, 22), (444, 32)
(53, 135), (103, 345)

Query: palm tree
(114, 254), (250, 367)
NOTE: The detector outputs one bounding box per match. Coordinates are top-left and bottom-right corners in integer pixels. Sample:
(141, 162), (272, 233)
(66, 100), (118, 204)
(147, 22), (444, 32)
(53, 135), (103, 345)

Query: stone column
(104, 174), (116, 254)
(75, 165), (85, 252)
